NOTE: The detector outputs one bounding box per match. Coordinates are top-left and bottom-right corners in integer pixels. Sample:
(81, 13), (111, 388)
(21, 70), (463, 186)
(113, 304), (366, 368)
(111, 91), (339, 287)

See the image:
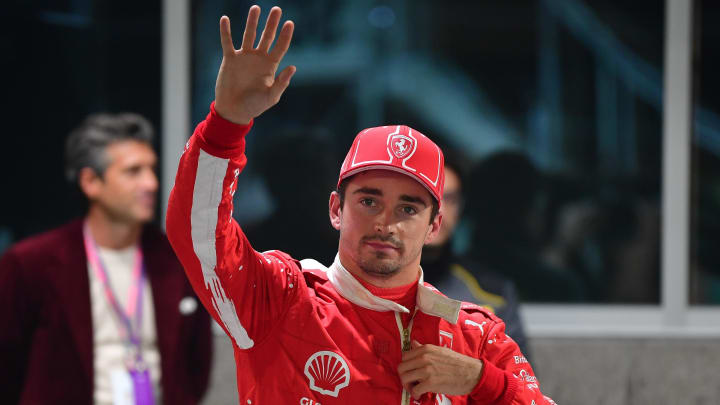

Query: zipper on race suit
(395, 310), (417, 405)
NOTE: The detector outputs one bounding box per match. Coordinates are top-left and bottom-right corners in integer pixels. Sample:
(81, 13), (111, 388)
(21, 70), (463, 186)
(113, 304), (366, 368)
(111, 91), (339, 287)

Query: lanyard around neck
(83, 222), (145, 347)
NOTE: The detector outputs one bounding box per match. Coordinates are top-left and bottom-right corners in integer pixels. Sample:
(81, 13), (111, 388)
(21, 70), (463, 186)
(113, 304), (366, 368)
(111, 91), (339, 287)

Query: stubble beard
(357, 235), (407, 279)
(358, 252), (402, 278)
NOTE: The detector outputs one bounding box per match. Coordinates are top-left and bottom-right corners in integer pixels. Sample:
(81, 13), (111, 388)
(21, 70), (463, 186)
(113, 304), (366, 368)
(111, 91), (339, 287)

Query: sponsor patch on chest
(304, 351), (351, 398)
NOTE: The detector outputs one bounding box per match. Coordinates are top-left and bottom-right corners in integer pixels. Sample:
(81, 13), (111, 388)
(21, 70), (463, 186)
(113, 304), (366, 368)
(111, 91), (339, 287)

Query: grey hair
(64, 113), (154, 182)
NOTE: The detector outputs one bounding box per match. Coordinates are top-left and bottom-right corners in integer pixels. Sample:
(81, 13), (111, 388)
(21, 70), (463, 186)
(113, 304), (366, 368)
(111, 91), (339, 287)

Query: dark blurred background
(2, 0), (719, 305)
(1, 0), (162, 234)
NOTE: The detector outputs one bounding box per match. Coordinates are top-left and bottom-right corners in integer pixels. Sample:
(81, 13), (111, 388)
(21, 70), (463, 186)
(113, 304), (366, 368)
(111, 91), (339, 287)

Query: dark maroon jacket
(0, 219), (213, 405)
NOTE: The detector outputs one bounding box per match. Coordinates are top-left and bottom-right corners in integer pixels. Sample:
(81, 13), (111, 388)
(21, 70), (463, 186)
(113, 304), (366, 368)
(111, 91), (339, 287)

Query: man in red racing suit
(166, 5), (556, 405)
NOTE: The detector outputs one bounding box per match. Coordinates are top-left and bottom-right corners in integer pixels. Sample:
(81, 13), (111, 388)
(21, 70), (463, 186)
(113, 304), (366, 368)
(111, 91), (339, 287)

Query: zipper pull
(402, 328), (411, 352)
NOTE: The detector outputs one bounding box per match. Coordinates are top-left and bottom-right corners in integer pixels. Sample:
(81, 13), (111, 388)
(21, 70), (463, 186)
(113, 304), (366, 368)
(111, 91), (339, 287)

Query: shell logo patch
(304, 351), (350, 397)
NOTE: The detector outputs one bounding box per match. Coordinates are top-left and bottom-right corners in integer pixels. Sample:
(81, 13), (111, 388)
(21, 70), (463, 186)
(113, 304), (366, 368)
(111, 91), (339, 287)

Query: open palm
(214, 6), (295, 125)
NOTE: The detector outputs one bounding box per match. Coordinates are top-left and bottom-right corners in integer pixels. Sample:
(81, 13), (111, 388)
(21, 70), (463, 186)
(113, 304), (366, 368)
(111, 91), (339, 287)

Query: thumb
(411, 340), (422, 349)
(269, 65), (296, 103)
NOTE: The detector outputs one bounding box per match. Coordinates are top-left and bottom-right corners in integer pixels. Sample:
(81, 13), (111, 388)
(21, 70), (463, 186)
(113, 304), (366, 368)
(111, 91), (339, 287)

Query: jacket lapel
(55, 220), (94, 382)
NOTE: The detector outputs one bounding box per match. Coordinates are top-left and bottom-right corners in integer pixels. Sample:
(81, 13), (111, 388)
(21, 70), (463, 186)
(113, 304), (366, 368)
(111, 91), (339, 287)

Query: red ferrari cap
(338, 125), (445, 203)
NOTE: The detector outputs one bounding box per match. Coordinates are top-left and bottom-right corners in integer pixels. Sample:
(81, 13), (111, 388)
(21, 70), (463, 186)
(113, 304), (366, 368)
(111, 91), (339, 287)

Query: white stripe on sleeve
(191, 149), (254, 349)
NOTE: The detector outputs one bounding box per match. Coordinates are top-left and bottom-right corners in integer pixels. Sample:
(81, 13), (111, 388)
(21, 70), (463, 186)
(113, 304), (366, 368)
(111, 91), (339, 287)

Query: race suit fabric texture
(166, 103), (556, 405)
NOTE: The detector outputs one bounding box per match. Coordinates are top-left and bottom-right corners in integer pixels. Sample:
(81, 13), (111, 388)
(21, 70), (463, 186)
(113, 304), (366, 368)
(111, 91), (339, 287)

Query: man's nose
(142, 168), (159, 192)
(373, 209), (395, 234)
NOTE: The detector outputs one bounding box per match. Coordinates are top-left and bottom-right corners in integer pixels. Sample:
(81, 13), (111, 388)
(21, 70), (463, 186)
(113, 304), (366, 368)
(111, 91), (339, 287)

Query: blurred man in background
(421, 151), (530, 357)
(0, 113), (212, 404)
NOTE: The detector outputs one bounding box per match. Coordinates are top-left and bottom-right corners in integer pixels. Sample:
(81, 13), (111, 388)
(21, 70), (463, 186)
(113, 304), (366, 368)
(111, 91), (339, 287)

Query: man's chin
(139, 204), (157, 217)
(130, 210), (155, 225)
(358, 258), (401, 279)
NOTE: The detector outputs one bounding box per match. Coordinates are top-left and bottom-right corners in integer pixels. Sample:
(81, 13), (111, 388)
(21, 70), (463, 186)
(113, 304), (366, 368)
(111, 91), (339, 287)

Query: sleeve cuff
(470, 358), (518, 403)
(197, 101), (254, 158)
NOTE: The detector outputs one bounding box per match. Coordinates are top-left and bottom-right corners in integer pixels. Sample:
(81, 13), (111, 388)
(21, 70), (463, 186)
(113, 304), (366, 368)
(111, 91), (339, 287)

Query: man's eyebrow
(352, 187), (382, 196)
(352, 187), (428, 207)
(400, 194), (428, 207)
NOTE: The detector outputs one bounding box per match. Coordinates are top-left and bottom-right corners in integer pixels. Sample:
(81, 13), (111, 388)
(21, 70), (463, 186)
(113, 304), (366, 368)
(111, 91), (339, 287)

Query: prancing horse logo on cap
(389, 134), (415, 159)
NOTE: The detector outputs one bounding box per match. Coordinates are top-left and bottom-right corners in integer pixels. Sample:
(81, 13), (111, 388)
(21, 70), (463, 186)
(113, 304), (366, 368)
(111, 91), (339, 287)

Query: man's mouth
(138, 193), (157, 207)
(362, 236), (401, 251)
(365, 241), (398, 251)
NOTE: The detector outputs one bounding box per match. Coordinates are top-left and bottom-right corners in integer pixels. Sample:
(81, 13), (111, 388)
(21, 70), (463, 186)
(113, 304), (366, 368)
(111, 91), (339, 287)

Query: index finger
(401, 349), (421, 362)
(400, 343), (430, 362)
(397, 356), (426, 375)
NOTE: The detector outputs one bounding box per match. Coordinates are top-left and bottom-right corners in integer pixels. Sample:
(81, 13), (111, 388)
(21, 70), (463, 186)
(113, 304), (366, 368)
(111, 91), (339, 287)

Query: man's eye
(360, 198), (375, 207)
(402, 206), (417, 215)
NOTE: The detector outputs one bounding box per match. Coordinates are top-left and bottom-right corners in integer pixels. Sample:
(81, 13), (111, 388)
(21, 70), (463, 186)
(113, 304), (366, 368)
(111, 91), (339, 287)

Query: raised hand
(397, 340), (484, 399)
(214, 5), (295, 124)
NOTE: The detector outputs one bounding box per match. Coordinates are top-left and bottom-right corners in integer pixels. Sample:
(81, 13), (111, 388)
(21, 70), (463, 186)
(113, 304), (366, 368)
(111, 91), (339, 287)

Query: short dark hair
(337, 177), (440, 224)
(64, 113), (154, 183)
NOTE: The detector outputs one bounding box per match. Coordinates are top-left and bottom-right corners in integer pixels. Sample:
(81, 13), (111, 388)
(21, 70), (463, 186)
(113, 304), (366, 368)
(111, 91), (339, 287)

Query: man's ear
(78, 167), (103, 200)
(424, 211), (443, 245)
(329, 191), (342, 231)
